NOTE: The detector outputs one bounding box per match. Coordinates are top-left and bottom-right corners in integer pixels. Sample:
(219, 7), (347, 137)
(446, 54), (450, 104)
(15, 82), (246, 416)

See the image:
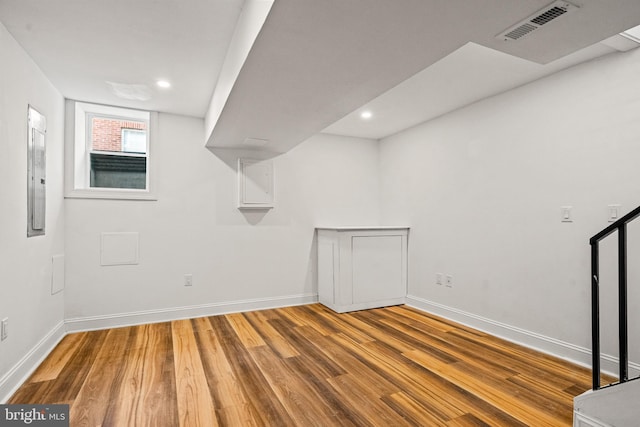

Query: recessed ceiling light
(156, 80), (171, 88)
(360, 111), (373, 119)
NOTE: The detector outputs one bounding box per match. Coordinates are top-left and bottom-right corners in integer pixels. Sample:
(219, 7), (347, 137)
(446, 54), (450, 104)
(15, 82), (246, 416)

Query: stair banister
(589, 204), (640, 390)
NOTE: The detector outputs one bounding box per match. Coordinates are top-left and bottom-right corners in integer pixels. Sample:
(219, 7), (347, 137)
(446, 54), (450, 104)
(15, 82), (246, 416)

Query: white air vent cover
(496, 1), (579, 41)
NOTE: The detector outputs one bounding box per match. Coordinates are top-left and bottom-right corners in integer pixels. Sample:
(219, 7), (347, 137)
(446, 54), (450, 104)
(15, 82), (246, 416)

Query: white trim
(64, 188), (158, 201)
(0, 321), (66, 404)
(64, 100), (158, 201)
(65, 293), (318, 333)
(405, 295), (640, 376)
(407, 295), (640, 377)
(573, 412), (613, 427)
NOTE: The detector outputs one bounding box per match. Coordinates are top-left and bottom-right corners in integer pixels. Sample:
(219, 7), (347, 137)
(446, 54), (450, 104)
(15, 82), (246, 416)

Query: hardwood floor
(10, 304), (598, 426)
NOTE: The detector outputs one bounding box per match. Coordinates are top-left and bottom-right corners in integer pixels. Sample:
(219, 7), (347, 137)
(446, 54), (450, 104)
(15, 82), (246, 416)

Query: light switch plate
(608, 205), (621, 223)
(561, 206), (573, 223)
(1, 318), (8, 341)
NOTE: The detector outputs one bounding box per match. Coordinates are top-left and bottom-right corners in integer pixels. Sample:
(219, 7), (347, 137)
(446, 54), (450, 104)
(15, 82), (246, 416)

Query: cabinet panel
(352, 235), (403, 304)
(317, 236), (336, 307)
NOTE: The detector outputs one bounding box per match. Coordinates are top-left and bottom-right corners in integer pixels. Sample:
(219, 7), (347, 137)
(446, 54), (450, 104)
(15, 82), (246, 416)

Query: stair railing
(590, 204), (640, 390)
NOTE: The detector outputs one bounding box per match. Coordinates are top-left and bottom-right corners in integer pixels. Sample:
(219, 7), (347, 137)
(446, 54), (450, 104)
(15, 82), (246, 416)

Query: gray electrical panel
(27, 106), (46, 237)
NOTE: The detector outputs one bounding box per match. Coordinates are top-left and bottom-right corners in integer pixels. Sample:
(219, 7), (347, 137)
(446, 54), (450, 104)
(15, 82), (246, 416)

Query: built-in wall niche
(27, 106), (46, 237)
(238, 158), (274, 209)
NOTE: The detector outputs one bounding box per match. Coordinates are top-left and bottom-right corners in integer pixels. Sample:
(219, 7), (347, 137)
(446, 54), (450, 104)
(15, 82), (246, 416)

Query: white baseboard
(573, 412), (612, 427)
(65, 293), (318, 333)
(407, 295), (640, 378)
(406, 295), (621, 374)
(0, 321), (66, 404)
(1, 294), (317, 402)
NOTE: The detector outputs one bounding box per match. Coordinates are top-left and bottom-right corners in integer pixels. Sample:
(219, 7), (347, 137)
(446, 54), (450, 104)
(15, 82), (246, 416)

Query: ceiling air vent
(496, 1), (579, 41)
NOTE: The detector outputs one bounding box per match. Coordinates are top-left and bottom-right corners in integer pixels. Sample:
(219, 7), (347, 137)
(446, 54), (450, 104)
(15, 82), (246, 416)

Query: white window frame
(121, 128), (146, 153)
(65, 101), (157, 200)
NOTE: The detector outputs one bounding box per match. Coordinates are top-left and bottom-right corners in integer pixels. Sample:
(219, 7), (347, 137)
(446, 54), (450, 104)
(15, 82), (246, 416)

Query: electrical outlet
(184, 274), (193, 287)
(445, 275), (453, 288)
(1, 318), (8, 341)
(436, 273), (443, 285)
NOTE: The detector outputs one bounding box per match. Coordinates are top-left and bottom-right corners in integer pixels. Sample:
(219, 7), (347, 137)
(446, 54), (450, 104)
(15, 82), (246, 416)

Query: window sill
(65, 188), (157, 201)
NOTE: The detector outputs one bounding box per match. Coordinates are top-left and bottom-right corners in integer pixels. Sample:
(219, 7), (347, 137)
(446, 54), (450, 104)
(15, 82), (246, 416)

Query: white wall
(379, 48), (640, 369)
(64, 122), (380, 323)
(0, 22), (65, 398)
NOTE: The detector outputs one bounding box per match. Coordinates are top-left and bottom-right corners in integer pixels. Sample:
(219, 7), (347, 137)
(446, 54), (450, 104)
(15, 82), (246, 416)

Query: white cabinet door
(352, 235), (403, 304)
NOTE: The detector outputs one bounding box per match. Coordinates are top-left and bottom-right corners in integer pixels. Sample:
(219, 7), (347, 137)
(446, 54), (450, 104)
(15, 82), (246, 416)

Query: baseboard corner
(0, 321), (66, 404)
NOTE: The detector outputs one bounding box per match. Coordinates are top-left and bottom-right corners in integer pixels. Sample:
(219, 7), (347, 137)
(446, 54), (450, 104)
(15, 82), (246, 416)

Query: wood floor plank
(103, 323), (179, 427)
(68, 327), (134, 427)
(292, 326), (400, 397)
(171, 319), (218, 427)
(340, 336), (467, 422)
(282, 356), (363, 426)
(248, 344), (347, 426)
(326, 373), (412, 426)
(193, 319), (261, 426)
(242, 310), (300, 358)
(335, 328), (527, 427)
(446, 413), (492, 427)
(28, 332), (87, 383)
(272, 322), (347, 379)
(226, 312), (266, 348)
(23, 329), (109, 405)
(309, 304), (377, 344)
(391, 307), (597, 393)
(405, 348), (566, 426)
(9, 304), (595, 426)
(381, 391), (450, 427)
(208, 315), (295, 426)
(279, 305), (340, 336)
(7, 380), (56, 405)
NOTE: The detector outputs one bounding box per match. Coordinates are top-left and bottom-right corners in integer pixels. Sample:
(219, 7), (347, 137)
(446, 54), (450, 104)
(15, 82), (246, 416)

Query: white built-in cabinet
(316, 227), (409, 313)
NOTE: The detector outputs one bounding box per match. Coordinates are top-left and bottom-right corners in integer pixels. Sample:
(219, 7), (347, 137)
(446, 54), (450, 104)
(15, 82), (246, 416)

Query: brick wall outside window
(91, 117), (147, 152)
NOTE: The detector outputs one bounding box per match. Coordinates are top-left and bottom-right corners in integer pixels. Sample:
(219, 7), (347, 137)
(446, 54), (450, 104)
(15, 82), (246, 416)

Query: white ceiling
(0, 0), (244, 117)
(323, 39), (629, 140)
(2, 0), (640, 147)
(207, 0), (640, 151)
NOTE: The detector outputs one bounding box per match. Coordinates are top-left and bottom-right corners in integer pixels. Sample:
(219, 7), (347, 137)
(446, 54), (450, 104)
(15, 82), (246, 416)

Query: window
(66, 102), (156, 200)
(88, 115), (147, 189)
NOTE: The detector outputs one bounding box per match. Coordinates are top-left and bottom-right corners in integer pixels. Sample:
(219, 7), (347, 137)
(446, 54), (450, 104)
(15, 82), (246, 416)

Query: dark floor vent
(496, 1), (578, 42)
